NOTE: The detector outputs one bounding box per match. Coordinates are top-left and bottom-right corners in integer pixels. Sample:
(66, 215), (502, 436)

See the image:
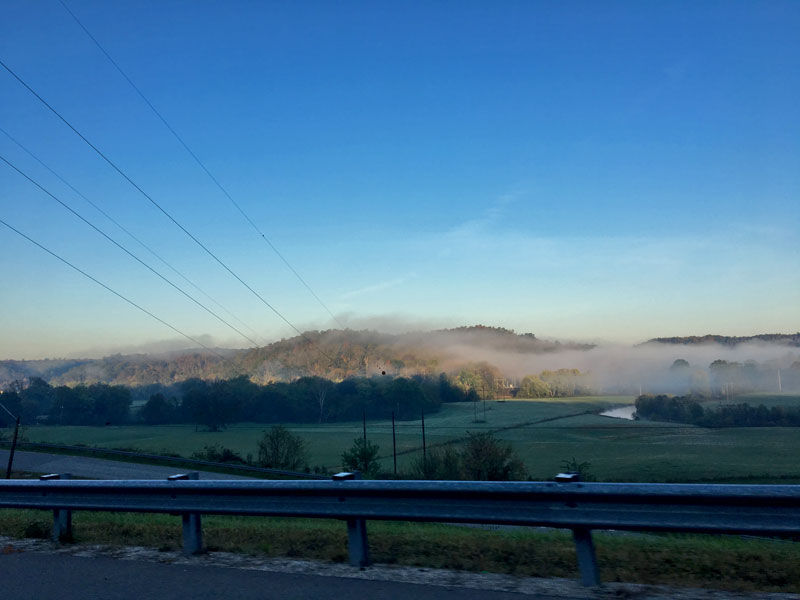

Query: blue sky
(1, 0), (798, 359)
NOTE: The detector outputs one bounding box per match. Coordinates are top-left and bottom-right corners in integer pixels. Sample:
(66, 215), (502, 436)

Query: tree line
(0, 374), (478, 429)
(0, 377), (131, 427)
(148, 374), (477, 430)
(635, 394), (800, 427)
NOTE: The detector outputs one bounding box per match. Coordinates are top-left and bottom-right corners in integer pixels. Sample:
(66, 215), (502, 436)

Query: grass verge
(0, 509), (797, 593)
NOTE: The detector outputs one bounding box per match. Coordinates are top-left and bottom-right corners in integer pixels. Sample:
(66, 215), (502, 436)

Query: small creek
(599, 405), (636, 420)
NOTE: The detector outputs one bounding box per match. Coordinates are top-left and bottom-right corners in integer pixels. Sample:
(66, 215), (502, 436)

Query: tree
(87, 384), (131, 425)
(540, 369), (588, 396)
(670, 359), (690, 371)
(50, 385), (92, 425)
(257, 425), (309, 471)
(182, 380), (238, 431)
(140, 393), (178, 424)
(313, 377), (331, 423)
(341, 438), (382, 477)
(518, 375), (550, 398)
(460, 432), (526, 481)
(383, 377), (431, 420)
(19, 377), (54, 423)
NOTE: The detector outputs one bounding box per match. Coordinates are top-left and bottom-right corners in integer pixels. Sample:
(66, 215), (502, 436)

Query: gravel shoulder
(1, 536), (797, 600)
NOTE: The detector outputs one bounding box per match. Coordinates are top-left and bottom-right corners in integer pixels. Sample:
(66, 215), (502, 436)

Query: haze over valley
(2, 326), (797, 398)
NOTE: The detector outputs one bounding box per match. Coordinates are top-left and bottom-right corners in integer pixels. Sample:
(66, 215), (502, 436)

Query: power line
(58, 0), (345, 329)
(0, 58), (334, 363)
(0, 217), (234, 365)
(0, 153), (260, 348)
(0, 124), (264, 344)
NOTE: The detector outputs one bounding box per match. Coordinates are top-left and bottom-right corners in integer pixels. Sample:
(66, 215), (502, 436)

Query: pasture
(15, 394), (800, 483)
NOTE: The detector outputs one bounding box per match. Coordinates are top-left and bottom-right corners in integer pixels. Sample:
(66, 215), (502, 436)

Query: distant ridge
(644, 333), (800, 347)
(0, 325), (594, 387)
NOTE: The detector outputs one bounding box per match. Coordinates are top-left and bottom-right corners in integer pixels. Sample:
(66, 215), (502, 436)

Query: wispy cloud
(340, 273), (417, 300)
(447, 190), (524, 238)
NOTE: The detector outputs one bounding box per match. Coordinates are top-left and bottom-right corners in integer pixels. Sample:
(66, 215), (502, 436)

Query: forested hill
(644, 333), (800, 347)
(0, 326), (593, 387)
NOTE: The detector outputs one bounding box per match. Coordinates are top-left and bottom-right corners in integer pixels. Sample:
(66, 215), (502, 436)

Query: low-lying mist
(439, 341), (798, 395)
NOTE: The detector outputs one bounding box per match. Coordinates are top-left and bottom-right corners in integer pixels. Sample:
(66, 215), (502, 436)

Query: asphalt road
(0, 449), (255, 480)
(0, 553), (547, 600)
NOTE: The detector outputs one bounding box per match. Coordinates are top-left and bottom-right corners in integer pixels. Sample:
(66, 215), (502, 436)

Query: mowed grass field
(16, 394), (800, 482)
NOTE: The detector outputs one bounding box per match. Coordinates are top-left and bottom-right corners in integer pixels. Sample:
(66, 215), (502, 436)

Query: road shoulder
(1, 536), (796, 600)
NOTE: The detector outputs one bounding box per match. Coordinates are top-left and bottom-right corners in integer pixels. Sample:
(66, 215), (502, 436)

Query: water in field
(600, 405), (636, 420)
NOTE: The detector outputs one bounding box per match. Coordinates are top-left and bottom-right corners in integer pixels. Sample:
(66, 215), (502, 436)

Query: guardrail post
(40, 473), (72, 542)
(333, 471), (370, 567)
(572, 527), (600, 587)
(556, 472), (600, 587)
(168, 472), (203, 555)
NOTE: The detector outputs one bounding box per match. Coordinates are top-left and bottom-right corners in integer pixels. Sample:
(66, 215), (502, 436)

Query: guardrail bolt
(333, 471), (371, 568)
(168, 472), (203, 555)
(40, 473), (73, 543)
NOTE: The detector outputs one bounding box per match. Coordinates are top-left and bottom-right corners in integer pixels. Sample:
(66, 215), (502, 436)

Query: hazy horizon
(2, 323), (798, 363)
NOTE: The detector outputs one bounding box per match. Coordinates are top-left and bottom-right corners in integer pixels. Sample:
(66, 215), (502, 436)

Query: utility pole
(421, 409), (427, 475)
(391, 411), (397, 477)
(362, 409), (367, 442)
(1, 401), (20, 479)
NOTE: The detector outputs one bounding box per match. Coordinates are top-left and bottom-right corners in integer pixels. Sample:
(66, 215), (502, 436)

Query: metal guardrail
(0, 440), (328, 479)
(1, 475), (799, 586)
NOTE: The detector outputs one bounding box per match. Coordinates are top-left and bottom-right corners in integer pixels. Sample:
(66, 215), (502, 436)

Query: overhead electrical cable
(0, 153), (260, 348)
(0, 58), (334, 363)
(0, 217), (234, 365)
(0, 124), (263, 343)
(58, 0), (345, 329)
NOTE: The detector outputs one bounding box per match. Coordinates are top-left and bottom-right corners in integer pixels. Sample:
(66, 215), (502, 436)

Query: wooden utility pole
(391, 411), (397, 477)
(421, 409), (427, 473)
(1, 401), (20, 479)
(362, 410), (367, 442)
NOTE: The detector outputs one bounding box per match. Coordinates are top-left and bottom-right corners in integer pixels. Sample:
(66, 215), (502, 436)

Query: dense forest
(0, 374), (478, 430)
(635, 394), (800, 427)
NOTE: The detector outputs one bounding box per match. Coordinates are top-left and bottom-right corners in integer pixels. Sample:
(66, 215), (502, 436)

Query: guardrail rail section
(1, 473), (799, 587)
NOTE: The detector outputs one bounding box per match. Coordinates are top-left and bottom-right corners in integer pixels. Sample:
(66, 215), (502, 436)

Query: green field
(16, 394), (800, 482)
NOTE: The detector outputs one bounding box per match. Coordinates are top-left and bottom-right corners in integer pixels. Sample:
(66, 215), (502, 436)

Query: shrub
(341, 438), (382, 478)
(461, 432), (527, 481)
(191, 444), (246, 464)
(256, 425), (309, 471)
